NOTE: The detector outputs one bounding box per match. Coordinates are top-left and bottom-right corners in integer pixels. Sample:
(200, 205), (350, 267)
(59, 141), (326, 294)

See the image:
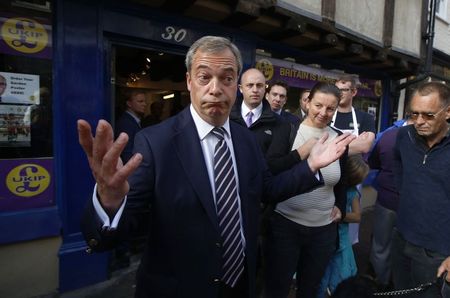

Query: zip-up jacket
(394, 124), (450, 255)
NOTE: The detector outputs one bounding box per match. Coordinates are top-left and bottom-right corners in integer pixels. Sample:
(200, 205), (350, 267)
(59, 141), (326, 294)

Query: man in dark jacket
(231, 68), (311, 175)
(392, 81), (450, 298)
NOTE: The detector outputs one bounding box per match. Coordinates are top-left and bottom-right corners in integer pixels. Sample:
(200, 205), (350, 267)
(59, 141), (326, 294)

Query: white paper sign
(0, 71), (40, 104)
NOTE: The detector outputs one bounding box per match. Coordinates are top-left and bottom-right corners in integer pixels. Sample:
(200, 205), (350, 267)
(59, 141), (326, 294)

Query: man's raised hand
(307, 132), (355, 172)
(77, 119), (142, 213)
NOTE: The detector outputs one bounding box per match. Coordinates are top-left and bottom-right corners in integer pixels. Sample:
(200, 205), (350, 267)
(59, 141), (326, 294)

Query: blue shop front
(0, 0), (399, 294)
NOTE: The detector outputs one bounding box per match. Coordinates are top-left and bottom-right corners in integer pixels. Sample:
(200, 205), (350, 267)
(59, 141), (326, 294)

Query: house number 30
(161, 26), (187, 42)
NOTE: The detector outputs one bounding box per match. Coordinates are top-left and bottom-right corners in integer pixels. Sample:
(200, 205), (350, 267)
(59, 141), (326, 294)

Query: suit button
(85, 247), (93, 254)
(88, 238), (98, 247)
(213, 278), (220, 283)
(215, 242), (221, 248)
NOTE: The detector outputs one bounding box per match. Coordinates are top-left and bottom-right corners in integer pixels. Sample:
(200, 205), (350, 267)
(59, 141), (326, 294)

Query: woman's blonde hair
(346, 154), (370, 187)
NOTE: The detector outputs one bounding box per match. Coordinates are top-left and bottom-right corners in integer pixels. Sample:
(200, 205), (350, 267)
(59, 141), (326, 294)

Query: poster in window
(0, 16), (52, 59)
(0, 104), (31, 147)
(0, 71), (40, 104)
(0, 158), (54, 212)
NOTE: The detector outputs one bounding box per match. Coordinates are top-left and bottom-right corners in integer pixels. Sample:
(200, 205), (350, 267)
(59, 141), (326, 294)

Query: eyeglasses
(409, 106), (448, 121)
(339, 88), (353, 93)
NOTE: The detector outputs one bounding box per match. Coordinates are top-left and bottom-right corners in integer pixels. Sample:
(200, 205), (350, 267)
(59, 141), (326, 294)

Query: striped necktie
(211, 127), (245, 287)
(245, 111), (253, 127)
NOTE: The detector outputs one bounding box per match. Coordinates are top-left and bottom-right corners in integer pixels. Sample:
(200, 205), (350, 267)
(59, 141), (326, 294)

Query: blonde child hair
(346, 154), (370, 188)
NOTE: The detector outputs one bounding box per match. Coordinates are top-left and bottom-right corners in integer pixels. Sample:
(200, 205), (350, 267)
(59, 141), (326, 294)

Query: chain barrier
(373, 282), (434, 296)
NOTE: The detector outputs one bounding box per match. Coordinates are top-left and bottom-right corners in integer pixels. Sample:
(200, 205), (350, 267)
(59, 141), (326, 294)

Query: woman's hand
(330, 206), (342, 222)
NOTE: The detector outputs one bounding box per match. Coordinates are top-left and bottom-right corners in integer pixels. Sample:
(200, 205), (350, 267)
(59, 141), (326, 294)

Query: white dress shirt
(241, 101), (263, 125)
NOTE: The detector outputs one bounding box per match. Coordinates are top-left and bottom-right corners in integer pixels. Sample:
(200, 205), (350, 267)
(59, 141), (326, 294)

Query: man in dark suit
(265, 80), (300, 127)
(115, 90), (147, 162)
(297, 88), (311, 123)
(77, 36), (354, 298)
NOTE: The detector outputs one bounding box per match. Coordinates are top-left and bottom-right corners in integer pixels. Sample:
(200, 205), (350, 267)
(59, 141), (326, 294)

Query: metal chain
(373, 282), (434, 296)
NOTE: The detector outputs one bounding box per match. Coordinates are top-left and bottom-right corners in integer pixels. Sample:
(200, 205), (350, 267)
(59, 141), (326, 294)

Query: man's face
(127, 93), (147, 116)
(409, 92), (450, 141)
(300, 91), (310, 113)
(335, 80), (356, 107)
(266, 85), (287, 112)
(186, 48), (238, 127)
(0, 77), (6, 96)
(239, 69), (266, 109)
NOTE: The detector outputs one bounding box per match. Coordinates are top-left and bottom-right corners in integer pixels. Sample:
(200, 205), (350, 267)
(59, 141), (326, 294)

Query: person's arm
(332, 149), (348, 221)
(344, 195), (361, 223)
(392, 129), (403, 192)
(367, 136), (382, 170)
(78, 119), (143, 251)
(348, 131), (375, 155)
(349, 112), (376, 155)
(438, 257), (450, 282)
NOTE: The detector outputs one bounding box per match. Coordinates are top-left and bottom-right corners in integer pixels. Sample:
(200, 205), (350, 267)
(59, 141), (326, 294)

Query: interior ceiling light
(163, 93), (175, 99)
(146, 57), (151, 63)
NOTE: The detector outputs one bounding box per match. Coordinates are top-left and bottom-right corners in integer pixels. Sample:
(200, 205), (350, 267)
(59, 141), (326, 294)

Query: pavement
(53, 188), (377, 298)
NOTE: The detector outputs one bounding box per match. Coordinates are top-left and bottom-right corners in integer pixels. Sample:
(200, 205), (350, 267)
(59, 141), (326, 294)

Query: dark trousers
(391, 228), (445, 298)
(370, 203), (397, 285)
(264, 212), (337, 298)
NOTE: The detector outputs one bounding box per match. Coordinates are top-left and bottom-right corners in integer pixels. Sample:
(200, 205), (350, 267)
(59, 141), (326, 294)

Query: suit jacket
(115, 111), (141, 163)
(280, 110), (300, 127)
(230, 99), (301, 175)
(82, 107), (322, 298)
(280, 110), (300, 148)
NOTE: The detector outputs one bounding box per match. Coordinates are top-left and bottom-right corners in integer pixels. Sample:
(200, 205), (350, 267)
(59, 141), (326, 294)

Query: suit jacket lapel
(173, 108), (219, 233)
(230, 123), (250, 237)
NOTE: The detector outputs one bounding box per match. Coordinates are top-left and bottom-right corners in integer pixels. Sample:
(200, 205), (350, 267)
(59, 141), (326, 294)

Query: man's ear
(186, 72), (191, 91)
(351, 88), (358, 97)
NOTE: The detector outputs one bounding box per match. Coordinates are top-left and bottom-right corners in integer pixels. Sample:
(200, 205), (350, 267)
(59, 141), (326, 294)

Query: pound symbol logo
(6, 164), (50, 197)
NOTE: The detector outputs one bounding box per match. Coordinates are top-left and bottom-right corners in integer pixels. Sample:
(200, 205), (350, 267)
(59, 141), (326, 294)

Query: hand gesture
(296, 137), (318, 160)
(348, 131), (375, 155)
(307, 132), (355, 172)
(437, 256), (450, 282)
(77, 119), (142, 213)
(330, 206), (342, 222)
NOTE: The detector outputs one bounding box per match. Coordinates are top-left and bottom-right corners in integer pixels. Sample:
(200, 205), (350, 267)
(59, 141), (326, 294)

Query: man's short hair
(267, 80), (289, 93)
(127, 89), (146, 102)
(300, 89), (311, 98)
(413, 81), (450, 107)
(185, 36), (242, 75)
(336, 74), (358, 88)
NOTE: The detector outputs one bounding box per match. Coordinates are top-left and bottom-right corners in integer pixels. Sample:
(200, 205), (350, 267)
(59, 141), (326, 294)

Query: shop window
(0, 1), (54, 213)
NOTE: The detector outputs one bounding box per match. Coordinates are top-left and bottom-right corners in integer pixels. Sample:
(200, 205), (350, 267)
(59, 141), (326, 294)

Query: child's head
(346, 154), (370, 187)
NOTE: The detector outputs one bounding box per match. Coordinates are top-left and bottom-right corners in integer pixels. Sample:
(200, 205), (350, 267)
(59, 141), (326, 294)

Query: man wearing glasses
(333, 74), (376, 155)
(392, 81), (450, 297)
